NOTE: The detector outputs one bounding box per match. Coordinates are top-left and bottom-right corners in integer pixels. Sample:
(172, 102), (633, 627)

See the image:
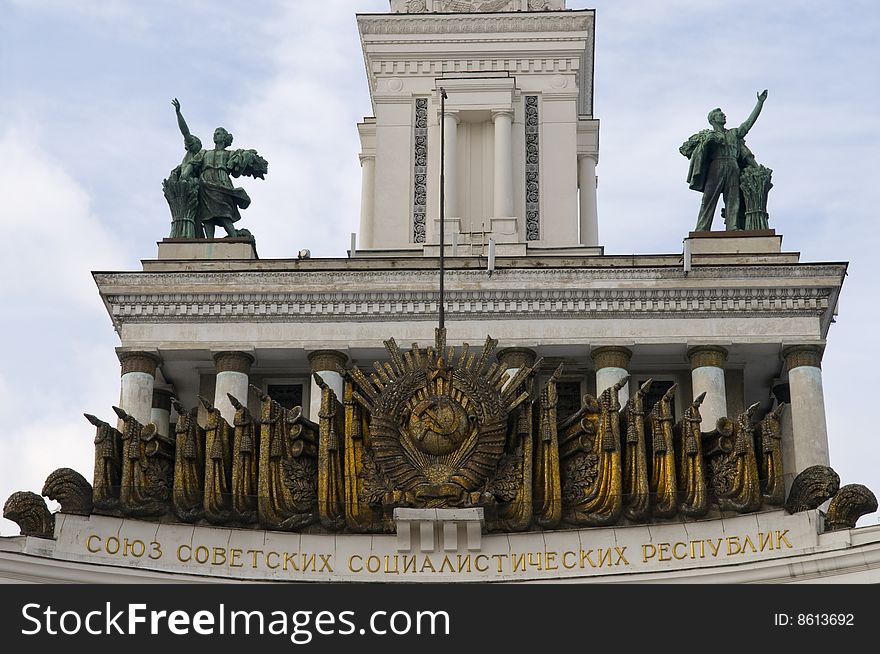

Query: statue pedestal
(156, 238), (258, 261)
(686, 230), (782, 255)
(393, 508), (484, 553)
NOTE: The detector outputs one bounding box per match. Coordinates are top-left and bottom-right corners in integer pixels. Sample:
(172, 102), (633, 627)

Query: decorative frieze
(413, 98), (428, 244)
(525, 95), (541, 241)
(359, 14), (591, 36)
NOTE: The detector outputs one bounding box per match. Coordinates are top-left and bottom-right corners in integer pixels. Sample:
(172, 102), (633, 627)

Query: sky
(1, 0), (879, 535)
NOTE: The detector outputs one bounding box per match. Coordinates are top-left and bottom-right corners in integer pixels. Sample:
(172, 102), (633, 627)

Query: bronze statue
(681, 90), (770, 231)
(164, 99), (267, 240)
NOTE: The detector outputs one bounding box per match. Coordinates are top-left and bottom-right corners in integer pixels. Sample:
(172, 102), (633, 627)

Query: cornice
(358, 13), (592, 36)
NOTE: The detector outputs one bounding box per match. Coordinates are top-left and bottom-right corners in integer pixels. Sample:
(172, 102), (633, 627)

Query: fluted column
(309, 350), (348, 421)
(497, 347), (537, 390)
(118, 351), (161, 427)
(492, 109), (515, 218)
(358, 154), (375, 249)
(592, 347), (632, 407)
(213, 351), (254, 424)
(783, 345), (830, 471)
(688, 346), (729, 428)
(578, 154), (599, 246)
(151, 387), (173, 438)
(442, 111), (459, 219)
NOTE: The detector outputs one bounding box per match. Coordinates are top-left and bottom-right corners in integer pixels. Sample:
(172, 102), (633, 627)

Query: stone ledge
(156, 238), (258, 261)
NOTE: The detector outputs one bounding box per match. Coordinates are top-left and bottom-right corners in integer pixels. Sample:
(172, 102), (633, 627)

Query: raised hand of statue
(172, 98), (181, 112)
(758, 89), (768, 103)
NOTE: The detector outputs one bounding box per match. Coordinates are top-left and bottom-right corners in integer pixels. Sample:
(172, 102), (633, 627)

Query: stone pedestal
(592, 346), (632, 406)
(393, 508), (484, 553)
(117, 351), (161, 427)
(688, 346), (729, 427)
(212, 352), (254, 424)
(784, 345), (830, 472)
(685, 230), (782, 255)
(157, 238), (258, 261)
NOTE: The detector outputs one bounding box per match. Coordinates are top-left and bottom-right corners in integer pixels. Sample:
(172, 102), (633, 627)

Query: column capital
(491, 108), (515, 122)
(308, 349), (349, 373)
(496, 347), (537, 370)
(441, 109), (460, 124)
(783, 345), (824, 371)
(578, 152), (599, 164)
(117, 350), (161, 377)
(358, 153), (376, 165)
(591, 346), (632, 370)
(687, 345), (728, 370)
(213, 351), (255, 374)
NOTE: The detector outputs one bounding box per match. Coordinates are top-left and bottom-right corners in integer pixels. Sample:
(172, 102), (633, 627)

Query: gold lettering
(177, 544), (192, 563)
(759, 531), (773, 552)
(581, 549), (596, 568)
(439, 556), (455, 573)
(658, 543), (671, 562)
(349, 555), (364, 573)
(690, 540), (705, 559)
(492, 554), (506, 573)
(776, 530), (793, 549)
(742, 535), (758, 554)
(510, 552), (526, 572)
(366, 556), (382, 573)
(230, 549), (243, 568)
(106, 537), (120, 555)
(474, 555), (489, 573)
(727, 536), (741, 556)
(545, 551), (559, 571)
(420, 556), (436, 573)
(319, 554), (334, 573)
(283, 552), (298, 571)
(402, 555), (417, 574)
(148, 541), (162, 561)
(302, 553), (317, 572)
(457, 555), (472, 573)
(597, 548), (612, 568)
(86, 535), (101, 553)
(212, 547), (227, 566)
(563, 551), (578, 569)
(707, 539), (722, 557)
(527, 552), (542, 570)
(615, 547), (630, 566)
(247, 549), (262, 569)
(642, 544), (657, 562)
(265, 552), (279, 570)
(384, 555), (399, 575)
(195, 546), (210, 564)
(672, 542), (688, 560)
(130, 540), (145, 558)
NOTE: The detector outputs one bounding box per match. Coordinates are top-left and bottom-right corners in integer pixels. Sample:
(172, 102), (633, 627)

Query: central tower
(357, 0), (600, 255)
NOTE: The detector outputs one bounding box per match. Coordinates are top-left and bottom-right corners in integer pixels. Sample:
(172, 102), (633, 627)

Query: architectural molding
(358, 14), (592, 36)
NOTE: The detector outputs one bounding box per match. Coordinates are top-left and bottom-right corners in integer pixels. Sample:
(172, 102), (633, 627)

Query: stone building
(2, 0), (877, 583)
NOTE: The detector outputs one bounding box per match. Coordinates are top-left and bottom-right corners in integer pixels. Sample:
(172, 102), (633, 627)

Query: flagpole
(439, 86), (447, 331)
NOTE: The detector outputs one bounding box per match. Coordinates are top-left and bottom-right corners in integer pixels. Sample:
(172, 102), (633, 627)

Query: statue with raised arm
(163, 98), (268, 240)
(680, 90), (772, 231)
